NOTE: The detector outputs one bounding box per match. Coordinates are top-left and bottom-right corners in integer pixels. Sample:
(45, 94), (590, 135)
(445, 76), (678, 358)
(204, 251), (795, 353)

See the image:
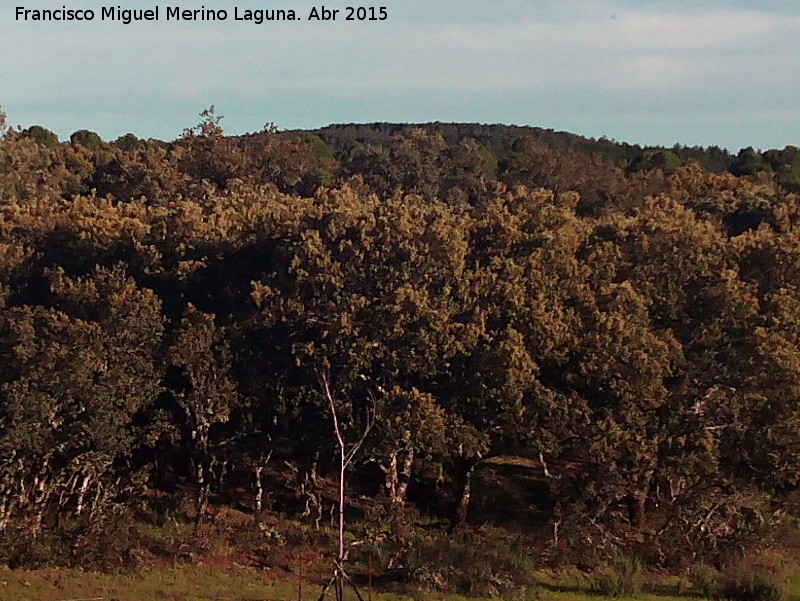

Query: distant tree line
(2, 107), (800, 567)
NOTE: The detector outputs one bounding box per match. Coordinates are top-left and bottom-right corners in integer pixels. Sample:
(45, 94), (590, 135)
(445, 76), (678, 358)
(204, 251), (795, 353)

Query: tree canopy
(2, 111), (800, 569)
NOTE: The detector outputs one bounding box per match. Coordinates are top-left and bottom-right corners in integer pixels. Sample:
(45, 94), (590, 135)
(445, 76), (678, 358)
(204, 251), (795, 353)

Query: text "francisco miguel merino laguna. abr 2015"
(15, 5), (388, 23)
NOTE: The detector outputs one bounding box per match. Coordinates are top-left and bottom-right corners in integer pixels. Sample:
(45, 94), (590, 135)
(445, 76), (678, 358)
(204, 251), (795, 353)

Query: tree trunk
(75, 473), (92, 516)
(383, 446), (414, 538)
(254, 454), (273, 518)
(301, 453), (323, 528)
(195, 460), (210, 530)
(192, 427), (213, 531)
(627, 468), (654, 529)
(254, 465), (264, 515)
(449, 458), (478, 532)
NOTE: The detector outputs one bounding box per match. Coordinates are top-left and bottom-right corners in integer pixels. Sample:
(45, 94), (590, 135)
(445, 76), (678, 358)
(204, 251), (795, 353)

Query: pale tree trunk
(285, 455), (323, 528)
(195, 461), (210, 529)
(318, 370), (374, 601)
(449, 457), (479, 532)
(30, 463), (57, 536)
(88, 479), (106, 521)
(253, 450), (273, 518)
(55, 472), (79, 525)
(0, 492), (10, 532)
(435, 462), (445, 490)
(382, 445), (414, 537)
(75, 473), (92, 516)
(254, 465), (264, 513)
(193, 428), (211, 530)
(398, 446), (414, 508)
(212, 457), (228, 490)
(382, 445), (415, 570)
(337, 439), (346, 563)
(0, 467), (22, 532)
(306, 454), (323, 529)
(627, 468), (654, 529)
(0, 453), (17, 531)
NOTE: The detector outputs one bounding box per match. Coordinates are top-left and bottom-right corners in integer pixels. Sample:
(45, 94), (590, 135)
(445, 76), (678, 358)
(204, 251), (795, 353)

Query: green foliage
(591, 556), (643, 598)
(628, 150), (682, 174)
(686, 558), (790, 601)
(400, 527), (538, 595)
(69, 129), (105, 151)
(719, 571), (783, 601)
(729, 148), (774, 177)
(0, 265), (164, 536)
(112, 132), (142, 151)
(0, 527), (70, 568)
(688, 563), (721, 598)
(763, 146), (800, 192)
(20, 124), (60, 147)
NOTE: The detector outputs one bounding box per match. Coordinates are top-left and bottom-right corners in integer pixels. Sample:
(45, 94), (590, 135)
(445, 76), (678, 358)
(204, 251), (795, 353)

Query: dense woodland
(2, 107), (800, 575)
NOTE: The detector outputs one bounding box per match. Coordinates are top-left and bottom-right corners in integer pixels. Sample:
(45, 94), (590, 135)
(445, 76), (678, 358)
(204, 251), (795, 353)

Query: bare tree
(317, 368), (374, 601)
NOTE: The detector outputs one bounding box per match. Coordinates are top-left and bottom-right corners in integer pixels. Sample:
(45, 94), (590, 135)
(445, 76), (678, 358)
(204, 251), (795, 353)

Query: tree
(248, 184), (482, 537)
(20, 125), (60, 148)
(729, 147), (773, 177)
(317, 368), (374, 601)
(111, 133), (141, 152)
(165, 305), (239, 529)
(764, 145), (800, 192)
(70, 129), (105, 152)
(0, 265), (164, 533)
(372, 386), (448, 533)
(628, 150), (682, 175)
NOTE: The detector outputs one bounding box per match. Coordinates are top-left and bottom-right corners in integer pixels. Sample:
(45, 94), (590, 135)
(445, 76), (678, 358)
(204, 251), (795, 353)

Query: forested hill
(312, 121), (634, 157)
(308, 121), (800, 193)
(2, 107), (800, 576)
(311, 121), (734, 172)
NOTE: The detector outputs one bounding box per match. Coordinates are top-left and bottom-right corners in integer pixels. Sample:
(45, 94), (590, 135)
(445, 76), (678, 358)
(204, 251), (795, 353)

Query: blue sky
(2, 0), (799, 151)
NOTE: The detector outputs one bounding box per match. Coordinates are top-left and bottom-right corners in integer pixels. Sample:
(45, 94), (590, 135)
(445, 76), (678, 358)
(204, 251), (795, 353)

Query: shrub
(689, 562), (721, 598)
(0, 528), (69, 569)
(718, 570), (782, 601)
(397, 526), (538, 595)
(591, 555), (642, 598)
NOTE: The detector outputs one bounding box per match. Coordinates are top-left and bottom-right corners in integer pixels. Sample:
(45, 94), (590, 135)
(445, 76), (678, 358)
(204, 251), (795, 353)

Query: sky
(1, 0), (799, 151)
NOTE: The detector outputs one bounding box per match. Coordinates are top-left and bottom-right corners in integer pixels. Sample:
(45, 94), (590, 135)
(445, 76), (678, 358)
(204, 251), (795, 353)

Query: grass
(786, 567), (800, 601)
(0, 566), (296, 601)
(0, 565), (725, 601)
(3, 524), (799, 601)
